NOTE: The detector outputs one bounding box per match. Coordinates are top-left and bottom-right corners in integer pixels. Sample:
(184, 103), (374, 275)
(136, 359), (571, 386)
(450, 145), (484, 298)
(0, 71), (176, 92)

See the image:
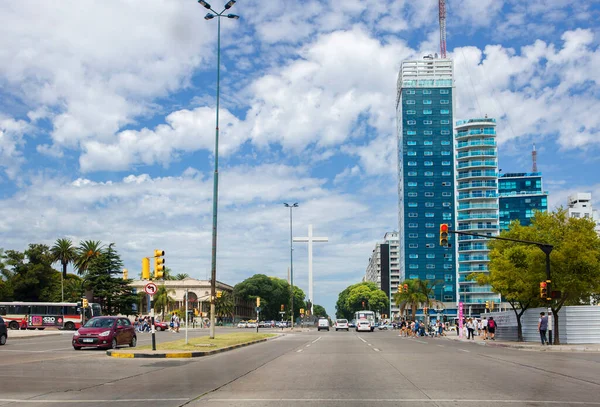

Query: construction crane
(439, 0), (447, 58)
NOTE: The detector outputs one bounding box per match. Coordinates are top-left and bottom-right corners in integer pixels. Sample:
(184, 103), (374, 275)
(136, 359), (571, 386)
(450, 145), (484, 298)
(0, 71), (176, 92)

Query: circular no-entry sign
(144, 282), (158, 296)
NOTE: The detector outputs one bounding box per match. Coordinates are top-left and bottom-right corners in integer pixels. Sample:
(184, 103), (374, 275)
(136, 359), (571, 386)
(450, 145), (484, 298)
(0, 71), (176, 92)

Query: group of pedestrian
(134, 315), (151, 333)
(398, 318), (448, 337)
(465, 316), (496, 340)
(169, 312), (180, 333)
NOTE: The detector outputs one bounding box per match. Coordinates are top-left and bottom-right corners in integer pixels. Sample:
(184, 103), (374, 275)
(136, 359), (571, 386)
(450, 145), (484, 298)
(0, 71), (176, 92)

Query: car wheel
(8, 321), (19, 330)
(73, 346), (81, 351)
(111, 338), (118, 349)
(37, 328), (45, 330)
(346, 328), (349, 331)
(129, 336), (137, 348)
(0, 334), (6, 346)
(65, 322), (75, 330)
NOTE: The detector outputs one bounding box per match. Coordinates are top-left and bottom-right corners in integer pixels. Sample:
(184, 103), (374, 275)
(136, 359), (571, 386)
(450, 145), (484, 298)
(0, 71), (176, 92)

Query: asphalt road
(1, 328), (599, 406)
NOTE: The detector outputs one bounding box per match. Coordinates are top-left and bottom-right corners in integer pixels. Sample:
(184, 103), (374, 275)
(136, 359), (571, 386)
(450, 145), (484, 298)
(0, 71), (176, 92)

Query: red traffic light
(540, 282), (547, 288)
(440, 224), (449, 233)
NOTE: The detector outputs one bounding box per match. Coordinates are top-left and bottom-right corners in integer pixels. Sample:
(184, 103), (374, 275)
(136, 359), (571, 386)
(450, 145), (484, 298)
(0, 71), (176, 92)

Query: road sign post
(256, 306), (261, 333)
(145, 283), (158, 351)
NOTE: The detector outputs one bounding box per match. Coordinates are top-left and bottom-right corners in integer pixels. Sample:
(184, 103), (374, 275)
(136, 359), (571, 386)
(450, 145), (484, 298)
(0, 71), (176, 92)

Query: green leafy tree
(470, 222), (542, 341)
(4, 244), (61, 301)
(75, 240), (103, 276)
(394, 279), (427, 321)
(234, 274), (305, 320)
(336, 282), (390, 319)
(0, 249), (14, 301)
(50, 238), (77, 280)
(215, 291), (235, 322)
(312, 304), (328, 318)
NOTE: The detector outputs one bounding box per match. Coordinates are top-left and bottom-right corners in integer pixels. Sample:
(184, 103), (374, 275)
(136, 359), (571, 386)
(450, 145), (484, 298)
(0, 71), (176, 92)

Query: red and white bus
(0, 301), (102, 330)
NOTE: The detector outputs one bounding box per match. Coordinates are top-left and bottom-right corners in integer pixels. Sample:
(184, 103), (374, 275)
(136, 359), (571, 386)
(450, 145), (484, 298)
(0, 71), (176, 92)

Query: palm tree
(215, 291), (234, 323)
(175, 273), (189, 280)
(393, 279), (427, 321)
(153, 285), (176, 319)
(50, 238), (77, 280)
(75, 240), (103, 276)
(416, 279), (445, 310)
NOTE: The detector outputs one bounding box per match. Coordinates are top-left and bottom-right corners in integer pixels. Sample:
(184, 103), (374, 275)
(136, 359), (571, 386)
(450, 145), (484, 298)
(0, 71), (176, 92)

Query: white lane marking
(358, 336), (367, 343)
(374, 348), (380, 352)
(0, 399), (189, 403)
(437, 345), (445, 348)
(413, 339), (427, 344)
(296, 349), (303, 353)
(311, 336), (322, 344)
(306, 344), (311, 347)
(459, 349), (470, 353)
(203, 399), (600, 405)
(367, 343), (372, 347)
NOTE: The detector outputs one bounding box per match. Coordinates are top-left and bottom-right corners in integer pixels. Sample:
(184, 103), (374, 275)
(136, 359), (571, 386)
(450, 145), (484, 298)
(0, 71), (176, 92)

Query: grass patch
(137, 332), (276, 351)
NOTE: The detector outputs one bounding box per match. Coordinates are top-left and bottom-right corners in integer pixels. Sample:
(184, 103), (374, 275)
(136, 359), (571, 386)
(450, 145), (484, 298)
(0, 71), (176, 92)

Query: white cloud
(0, 116), (30, 179)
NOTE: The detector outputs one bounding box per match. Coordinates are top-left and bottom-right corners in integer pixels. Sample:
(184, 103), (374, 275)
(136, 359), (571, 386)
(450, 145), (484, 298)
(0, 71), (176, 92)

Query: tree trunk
(62, 261), (68, 280)
(552, 309), (560, 345)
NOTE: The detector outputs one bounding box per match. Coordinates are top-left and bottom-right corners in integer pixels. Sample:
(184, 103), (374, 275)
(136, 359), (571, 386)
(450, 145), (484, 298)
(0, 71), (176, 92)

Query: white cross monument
(293, 224), (328, 315)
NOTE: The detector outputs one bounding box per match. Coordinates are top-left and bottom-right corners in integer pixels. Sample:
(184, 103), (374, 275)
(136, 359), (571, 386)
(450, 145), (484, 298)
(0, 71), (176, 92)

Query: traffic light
(82, 298), (89, 308)
(123, 269), (128, 280)
(362, 301), (365, 309)
(142, 258), (150, 280)
(490, 301), (494, 311)
(485, 301), (490, 309)
(540, 281), (548, 299)
(281, 304), (285, 312)
(256, 297), (260, 307)
(439, 224), (449, 247)
(216, 291), (222, 298)
(423, 307), (428, 315)
(154, 250), (165, 279)
(300, 308), (305, 315)
(403, 284), (409, 293)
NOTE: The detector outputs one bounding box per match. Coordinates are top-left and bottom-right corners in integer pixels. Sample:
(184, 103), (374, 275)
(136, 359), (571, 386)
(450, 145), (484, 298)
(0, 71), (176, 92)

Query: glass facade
(455, 118), (500, 311)
(498, 173), (548, 230)
(397, 58), (456, 303)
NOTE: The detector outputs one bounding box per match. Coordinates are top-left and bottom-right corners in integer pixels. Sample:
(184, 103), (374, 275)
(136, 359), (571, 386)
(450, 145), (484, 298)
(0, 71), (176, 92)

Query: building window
(441, 130), (450, 135)
(425, 192), (434, 197)
(441, 151), (451, 155)
(425, 223), (434, 228)
(408, 161), (417, 166)
(440, 100), (449, 104)
(442, 171), (451, 176)
(408, 212), (418, 217)
(424, 182), (434, 187)
(425, 171), (434, 176)
(444, 295), (453, 301)
(409, 243), (418, 248)
(423, 100), (432, 104)
(407, 151), (417, 156)
(425, 213), (434, 218)
(409, 233), (418, 238)
(407, 141), (417, 146)
(408, 171), (417, 176)
(407, 120), (416, 125)
(409, 254), (419, 259)
(441, 140), (450, 145)
(408, 182), (417, 187)
(443, 202), (452, 207)
(406, 110), (416, 115)
(423, 89), (432, 94)
(425, 202), (434, 207)
(440, 89), (449, 94)
(424, 141), (433, 145)
(408, 202), (418, 207)
(406, 90), (415, 95)
(409, 274), (419, 279)
(444, 264), (453, 269)
(443, 213), (452, 220)
(444, 285), (453, 292)
(426, 243), (435, 248)
(441, 119), (450, 124)
(442, 182), (452, 186)
(423, 109), (433, 115)
(442, 192), (452, 197)
(424, 161), (433, 166)
(441, 109), (450, 114)
(424, 130), (433, 135)
(426, 265), (435, 270)
(407, 131), (417, 135)
(426, 233), (435, 238)
(444, 274), (452, 281)
(427, 253), (435, 259)
(423, 120), (433, 125)
(442, 161), (451, 166)
(406, 100), (416, 104)
(408, 223), (418, 228)
(424, 151), (433, 156)
(408, 192), (417, 197)
(409, 264), (419, 269)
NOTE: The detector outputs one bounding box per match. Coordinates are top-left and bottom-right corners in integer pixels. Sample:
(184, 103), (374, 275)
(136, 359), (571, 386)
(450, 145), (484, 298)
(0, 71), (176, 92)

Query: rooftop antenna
(439, 0), (447, 58)
(532, 143), (538, 172)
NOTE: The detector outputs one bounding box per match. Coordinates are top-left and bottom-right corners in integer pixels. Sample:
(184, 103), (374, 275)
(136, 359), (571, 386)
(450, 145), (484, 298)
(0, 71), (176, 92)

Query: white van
(317, 318), (330, 331)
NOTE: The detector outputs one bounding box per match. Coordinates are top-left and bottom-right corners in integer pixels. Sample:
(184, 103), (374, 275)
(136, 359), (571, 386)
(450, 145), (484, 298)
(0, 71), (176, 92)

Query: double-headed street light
(199, 0), (240, 340)
(284, 203), (298, 329)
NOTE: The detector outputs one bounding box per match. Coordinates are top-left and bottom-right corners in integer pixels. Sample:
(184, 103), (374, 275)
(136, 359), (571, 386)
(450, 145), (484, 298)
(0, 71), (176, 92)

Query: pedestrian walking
(476, 319), (482, 337)
(487, 316), (497, 340)
(466, 318), (475, 340)
(538, 312), (549, 345)
(174, 313), (180, 333)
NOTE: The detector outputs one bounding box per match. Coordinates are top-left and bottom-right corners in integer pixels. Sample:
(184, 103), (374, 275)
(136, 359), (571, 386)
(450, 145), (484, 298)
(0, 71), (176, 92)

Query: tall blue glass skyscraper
(396, 57), (456, 304)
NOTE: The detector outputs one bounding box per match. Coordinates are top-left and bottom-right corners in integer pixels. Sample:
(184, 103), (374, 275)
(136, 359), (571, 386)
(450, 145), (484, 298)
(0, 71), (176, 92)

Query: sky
(1, 0), (599, 317)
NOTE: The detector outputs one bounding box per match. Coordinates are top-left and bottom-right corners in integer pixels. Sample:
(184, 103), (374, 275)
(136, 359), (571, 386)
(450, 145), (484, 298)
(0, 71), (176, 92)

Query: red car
(72, 316), (136, 350)
(154, 320), (169, 331)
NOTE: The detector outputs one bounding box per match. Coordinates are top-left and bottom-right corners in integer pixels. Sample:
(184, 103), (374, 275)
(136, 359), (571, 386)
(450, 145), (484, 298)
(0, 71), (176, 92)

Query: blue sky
(1, 0), (599, 317)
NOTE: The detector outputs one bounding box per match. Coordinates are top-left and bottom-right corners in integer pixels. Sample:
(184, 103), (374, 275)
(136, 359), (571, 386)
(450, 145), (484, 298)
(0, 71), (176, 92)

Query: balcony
(459, 265), (489, 273)
(457, 171), (497, 179)
(459, 287), (495, 294)
(456, 118), (497, 126)
(456, 140), (496, 149)
(455, 129), (496, 139)
(457, 160), (497, 169)
(457, 181), (497, 191)
(458, 224), (498, 231)
(459, 255), (490, 262)
(458, 235), (490, 242)
(457, 212), (497, 221)
(458, 192), (498, 200)
(456, 150), (497, 159)
(457, 203), (498, 211)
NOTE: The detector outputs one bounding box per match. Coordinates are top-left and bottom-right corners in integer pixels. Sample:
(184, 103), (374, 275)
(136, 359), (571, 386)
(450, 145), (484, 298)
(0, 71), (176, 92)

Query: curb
(444, 337), (600, 352)
(8, 333), (65, 340)
(107, 335), (280, 359)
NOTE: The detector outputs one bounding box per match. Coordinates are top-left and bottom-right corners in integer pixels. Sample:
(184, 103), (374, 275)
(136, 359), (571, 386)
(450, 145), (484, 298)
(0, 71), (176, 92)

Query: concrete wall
(489, 306), (600, 344)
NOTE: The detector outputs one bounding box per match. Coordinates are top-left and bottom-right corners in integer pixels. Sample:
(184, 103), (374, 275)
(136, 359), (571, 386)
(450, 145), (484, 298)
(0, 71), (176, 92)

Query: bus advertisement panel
(0, 302), (101, 330)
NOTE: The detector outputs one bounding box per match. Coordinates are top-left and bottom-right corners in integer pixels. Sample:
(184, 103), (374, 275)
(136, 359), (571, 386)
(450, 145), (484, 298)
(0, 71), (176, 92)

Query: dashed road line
(296, 349), (303, 353)
(459, 349), (470, 353)
(311, 336), (322, 344)
(357, 336), (367, 343)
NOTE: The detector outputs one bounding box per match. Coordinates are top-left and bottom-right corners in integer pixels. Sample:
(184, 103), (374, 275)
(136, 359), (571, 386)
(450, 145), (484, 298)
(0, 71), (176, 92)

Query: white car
(237, 321), (247, 328)
(356, 320), (372, 332)
(335, 319), (349, 331)
(247, 322), (258, 328)
(317, 318), (330, 331)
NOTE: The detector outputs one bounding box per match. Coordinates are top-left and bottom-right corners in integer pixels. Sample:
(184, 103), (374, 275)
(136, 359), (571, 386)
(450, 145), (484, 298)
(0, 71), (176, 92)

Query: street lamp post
(199, 0), (240, 340)
(284, 203), (298, 330)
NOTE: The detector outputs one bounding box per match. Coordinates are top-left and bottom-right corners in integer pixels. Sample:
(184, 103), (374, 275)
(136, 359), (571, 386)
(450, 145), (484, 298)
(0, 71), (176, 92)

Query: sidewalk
(443, 333), (600, 352)
(8, 329), (67, 340)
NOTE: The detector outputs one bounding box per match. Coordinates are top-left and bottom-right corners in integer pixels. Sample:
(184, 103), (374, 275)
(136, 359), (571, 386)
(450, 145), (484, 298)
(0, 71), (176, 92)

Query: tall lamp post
(284, 203), (298, 329)
(199, 0), (240, 340)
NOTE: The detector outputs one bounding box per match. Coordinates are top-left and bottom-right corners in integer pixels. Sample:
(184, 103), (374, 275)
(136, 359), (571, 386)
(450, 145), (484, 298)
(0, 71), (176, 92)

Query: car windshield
(83, 318), (115, 328)
(338, 319), (348, 323)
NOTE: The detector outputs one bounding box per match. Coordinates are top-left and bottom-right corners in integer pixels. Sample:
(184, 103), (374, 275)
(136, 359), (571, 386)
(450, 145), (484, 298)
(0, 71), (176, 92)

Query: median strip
(107, 332), (277, 359)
